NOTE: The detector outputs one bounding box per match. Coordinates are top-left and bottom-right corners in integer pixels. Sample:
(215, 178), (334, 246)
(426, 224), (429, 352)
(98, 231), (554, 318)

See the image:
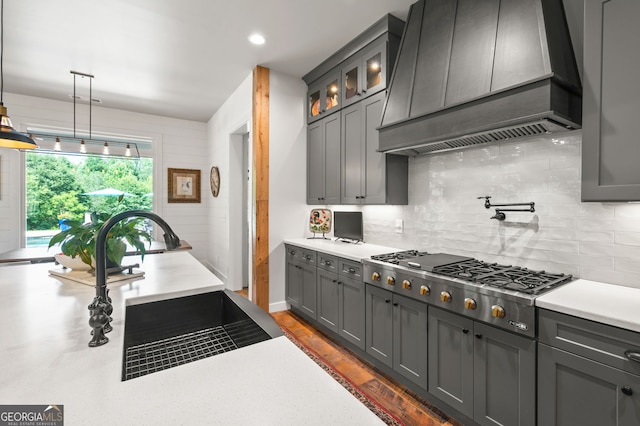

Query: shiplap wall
(1, 92), (210, 265)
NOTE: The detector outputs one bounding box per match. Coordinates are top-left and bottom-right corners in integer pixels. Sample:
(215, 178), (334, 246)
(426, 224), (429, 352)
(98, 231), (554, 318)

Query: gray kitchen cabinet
(303, 15), (405, 206)
(582, 0), (640, 201)
(307, 113), (341, 204)
(428, 306), (474, 418)
(310, 252), (367, 349)
(366, 284), (394, 367)
(392, 291), (428, 388)
(307, 69), (341, 124)
(538, 344), (640, 426)
(341, 37), (389, 109)
(366, 284), (428, 388)
(339, 273), (365, 350)
(428, 307), (535, 426)
(473, 322), (535, 426)
(538, 309), (640, 425)
(317, 267), (340, 333)
(285, 245), (317, 319)
(341, 91), (408, 205)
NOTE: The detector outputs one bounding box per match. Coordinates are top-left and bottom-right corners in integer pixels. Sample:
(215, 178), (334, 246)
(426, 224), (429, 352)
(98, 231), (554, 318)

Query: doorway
(228, 123), (252, 299)
(241, 132), (250, 291)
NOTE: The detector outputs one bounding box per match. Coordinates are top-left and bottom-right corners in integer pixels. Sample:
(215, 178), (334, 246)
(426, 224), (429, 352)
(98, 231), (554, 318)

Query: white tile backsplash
(363, 131), (640, 289)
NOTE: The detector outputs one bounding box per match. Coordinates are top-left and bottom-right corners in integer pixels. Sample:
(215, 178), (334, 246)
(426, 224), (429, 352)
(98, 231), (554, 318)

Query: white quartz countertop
(285, 238), (401, 261)
(0, 251), (383, 425)
(536, 279), (640, 333)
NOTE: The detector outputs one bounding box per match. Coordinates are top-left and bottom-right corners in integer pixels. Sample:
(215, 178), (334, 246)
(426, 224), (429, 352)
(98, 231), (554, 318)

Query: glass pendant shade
(0, 104), (38, 149)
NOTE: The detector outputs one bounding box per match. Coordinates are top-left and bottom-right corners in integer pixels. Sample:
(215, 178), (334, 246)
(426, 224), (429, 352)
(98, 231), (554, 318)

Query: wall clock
(210, 166), (220, 197)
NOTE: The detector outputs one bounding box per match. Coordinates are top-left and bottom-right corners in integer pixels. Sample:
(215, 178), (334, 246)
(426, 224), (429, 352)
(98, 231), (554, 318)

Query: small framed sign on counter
(168, 168), (201, 203)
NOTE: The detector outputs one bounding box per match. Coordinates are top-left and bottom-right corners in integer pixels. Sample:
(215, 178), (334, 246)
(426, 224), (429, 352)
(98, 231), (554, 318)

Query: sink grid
(123, 326), (238, 381)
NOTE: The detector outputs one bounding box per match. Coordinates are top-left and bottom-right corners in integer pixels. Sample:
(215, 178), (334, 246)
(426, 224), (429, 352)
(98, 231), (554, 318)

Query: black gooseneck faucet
(88, 210), (182, 347)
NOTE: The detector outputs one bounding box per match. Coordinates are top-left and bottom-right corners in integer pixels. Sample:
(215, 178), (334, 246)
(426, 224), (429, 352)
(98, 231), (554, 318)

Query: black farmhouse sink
(122, 290), (282, 381)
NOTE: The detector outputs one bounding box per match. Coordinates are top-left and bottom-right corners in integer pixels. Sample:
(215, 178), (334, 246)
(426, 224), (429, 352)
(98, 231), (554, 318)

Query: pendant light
(0, 0), (37, 149)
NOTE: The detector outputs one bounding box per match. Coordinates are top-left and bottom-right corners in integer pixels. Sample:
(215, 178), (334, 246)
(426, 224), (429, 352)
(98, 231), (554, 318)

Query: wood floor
(235, 288), (458, 425)
(270, 309), (459, 426)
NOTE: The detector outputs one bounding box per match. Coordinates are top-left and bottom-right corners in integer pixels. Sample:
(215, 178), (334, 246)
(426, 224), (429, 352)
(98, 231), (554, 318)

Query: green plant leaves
(48, 212), (152, 268)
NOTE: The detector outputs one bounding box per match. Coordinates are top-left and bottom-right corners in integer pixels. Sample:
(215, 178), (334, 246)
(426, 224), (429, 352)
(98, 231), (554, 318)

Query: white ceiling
(2, 0), (415, 122)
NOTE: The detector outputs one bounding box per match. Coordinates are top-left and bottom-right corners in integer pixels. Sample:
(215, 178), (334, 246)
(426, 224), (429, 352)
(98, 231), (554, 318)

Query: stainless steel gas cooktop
(364, 250), (574, 337)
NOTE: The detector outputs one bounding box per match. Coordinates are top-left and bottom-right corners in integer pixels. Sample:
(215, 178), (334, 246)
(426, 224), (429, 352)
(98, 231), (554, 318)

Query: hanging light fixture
(27, 70), (143, 158)
(0, 0), (37, 150)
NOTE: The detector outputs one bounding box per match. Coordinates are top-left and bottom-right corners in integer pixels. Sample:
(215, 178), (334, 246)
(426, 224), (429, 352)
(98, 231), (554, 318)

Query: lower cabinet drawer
(318, 253), (338, 273)
(538, 309), (640, 376)
(338, 258), (362, 279)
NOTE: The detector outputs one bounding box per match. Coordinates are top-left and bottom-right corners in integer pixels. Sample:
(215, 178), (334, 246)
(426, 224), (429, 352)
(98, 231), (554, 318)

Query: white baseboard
(269, 300), (288, 313)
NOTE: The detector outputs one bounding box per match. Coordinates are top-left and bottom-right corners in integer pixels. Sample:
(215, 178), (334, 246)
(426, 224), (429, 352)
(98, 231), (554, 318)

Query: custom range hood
(378, 0), (582, 156)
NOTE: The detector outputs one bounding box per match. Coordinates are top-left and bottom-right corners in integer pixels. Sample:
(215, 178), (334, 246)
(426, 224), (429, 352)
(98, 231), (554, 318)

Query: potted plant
(48, 211), (152, 270)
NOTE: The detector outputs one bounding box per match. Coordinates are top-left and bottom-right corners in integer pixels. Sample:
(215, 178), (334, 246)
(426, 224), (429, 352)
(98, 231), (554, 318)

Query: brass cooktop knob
(419, 285), (430, 296)
(440, 291), (452, 303)
(402, 279), (412, 290)
(491, 305), (506, 318)
(371, 271), (381, 281)
(386, 276), (396, 286)
(464, 298), (477, 310)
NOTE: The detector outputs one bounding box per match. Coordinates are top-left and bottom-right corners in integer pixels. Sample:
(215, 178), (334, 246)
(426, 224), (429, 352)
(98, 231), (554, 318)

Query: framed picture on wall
(168, 168), (201, 203)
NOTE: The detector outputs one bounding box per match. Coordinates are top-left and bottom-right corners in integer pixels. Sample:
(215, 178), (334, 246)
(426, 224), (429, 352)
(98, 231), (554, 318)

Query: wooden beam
(252, 65), (270, 312)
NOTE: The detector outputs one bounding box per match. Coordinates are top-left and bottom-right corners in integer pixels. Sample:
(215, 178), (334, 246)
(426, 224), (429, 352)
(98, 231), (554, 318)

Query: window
(25, 152), (154, 247)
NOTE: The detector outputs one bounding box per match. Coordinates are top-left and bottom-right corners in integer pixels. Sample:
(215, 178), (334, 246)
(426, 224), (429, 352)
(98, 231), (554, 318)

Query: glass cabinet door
(308, 87), (322, 121)
(362, 39), (387, 97)
(307, 70), (341, 123)
(324, 79), (340, 113)
(344, 64), (360, 102)
(366, 52), (383, 92)
(340, 38), (388, 108)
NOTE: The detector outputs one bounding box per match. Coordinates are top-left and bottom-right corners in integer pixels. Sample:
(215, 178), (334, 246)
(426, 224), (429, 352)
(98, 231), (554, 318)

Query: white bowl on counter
(54, 254), (93, 271)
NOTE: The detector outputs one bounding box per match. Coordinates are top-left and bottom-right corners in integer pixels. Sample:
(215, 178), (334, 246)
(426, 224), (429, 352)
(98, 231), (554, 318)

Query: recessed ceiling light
(249, 33), (265, 45)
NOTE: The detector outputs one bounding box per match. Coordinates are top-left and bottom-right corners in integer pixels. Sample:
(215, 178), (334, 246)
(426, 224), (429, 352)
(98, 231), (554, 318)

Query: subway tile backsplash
(362, 131), (640, 289)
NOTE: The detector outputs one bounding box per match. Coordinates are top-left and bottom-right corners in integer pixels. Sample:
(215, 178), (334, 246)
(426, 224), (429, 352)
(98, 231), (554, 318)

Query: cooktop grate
(123, 326), (238, 381)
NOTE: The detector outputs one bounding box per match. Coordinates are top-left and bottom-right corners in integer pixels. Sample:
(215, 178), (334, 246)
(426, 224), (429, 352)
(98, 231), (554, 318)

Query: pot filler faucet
(88, 210), (182, 347)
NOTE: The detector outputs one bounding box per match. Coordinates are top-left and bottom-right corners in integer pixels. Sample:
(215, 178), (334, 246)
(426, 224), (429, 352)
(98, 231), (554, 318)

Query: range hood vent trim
(383, 119), (568, 157)
(378, 0), (582, 157)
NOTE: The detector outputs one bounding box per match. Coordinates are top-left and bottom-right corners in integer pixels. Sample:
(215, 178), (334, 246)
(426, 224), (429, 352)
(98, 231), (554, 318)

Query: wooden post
(252, 66), (270, 312)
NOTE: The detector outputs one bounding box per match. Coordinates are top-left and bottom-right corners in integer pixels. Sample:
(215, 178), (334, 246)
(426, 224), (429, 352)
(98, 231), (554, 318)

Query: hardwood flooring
(269, 309), (460, 426)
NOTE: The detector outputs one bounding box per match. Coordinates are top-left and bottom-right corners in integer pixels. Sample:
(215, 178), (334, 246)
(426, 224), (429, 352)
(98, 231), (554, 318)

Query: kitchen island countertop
(536, 279), (640, 333)
(0, 251), (384, 425)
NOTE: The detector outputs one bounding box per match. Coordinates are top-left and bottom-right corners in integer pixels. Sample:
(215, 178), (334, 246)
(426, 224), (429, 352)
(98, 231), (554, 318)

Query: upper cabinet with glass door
(341, 37), (388, 108)
(307, 69), (341, 123)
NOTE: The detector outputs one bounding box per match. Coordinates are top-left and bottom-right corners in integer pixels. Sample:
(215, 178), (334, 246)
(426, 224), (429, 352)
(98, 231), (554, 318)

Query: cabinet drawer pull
(475, 333), (483, 339)
(289, 250), (296, 255)
(622, 386), (633, 396)
(462, 328), (469, 334)
(323, 260), (332, 266)
(392, 302), (398, 306)
(384, 299), (391, 303)
(347, 267), (356, 274)
(625, 350), (640, 363)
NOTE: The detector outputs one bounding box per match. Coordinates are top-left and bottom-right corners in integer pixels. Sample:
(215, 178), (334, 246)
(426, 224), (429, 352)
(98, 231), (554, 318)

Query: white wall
(1, 93), (210, 264)
(268, 71), (308, 311)
(206, 73), (252, 285)
(205, 70), (308, 312)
